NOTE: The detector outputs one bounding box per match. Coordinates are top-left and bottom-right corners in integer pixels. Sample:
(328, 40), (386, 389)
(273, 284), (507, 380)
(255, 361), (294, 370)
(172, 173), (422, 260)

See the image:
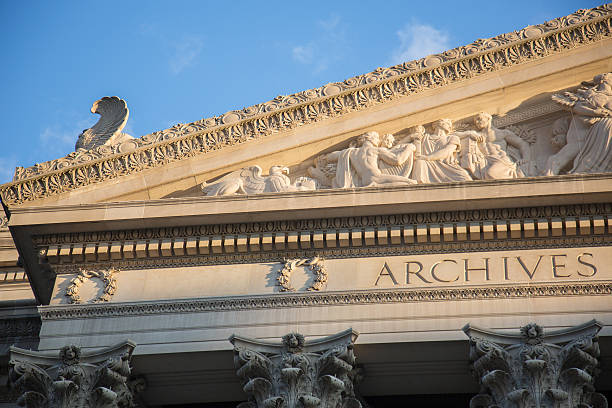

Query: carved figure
(462, 112), (533, 179)
(552, 72), (612, 174)
(378, 133), (415, 177)
(314, 131), (416, 188)
(75, 96), (134, 151)
(282, 333), (305, 353)
(201, 165), (316, 196)
(543, 117), (574, 175)
(412, 119), (473, 183)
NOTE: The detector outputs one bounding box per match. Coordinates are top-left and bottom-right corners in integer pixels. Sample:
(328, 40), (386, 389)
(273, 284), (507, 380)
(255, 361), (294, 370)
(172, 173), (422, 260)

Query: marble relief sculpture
(411, 119), (472, 183)
(202, 115), (539, 196)
(461, 112), (534, 179)
(551, 72), (612, 174)
(543, 117), (574, 176)
(312, 131), (417, 188)
(201, 165), (317, 196)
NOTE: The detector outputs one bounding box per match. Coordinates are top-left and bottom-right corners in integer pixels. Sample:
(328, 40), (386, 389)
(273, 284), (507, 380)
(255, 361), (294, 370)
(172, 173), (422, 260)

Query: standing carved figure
(412, 119), (473, 183)
(552, 72), (612, 174)
(462, 112), (533, 179)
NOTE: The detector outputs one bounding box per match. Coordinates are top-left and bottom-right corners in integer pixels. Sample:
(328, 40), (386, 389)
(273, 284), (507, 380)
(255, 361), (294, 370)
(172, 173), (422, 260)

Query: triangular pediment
(1, 5), (611, 209)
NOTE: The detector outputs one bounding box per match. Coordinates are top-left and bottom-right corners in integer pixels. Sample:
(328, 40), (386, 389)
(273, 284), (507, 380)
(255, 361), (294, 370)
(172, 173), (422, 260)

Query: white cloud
(292, 45), (314, 64)
(0, 156), (18, 184)
(391, 22), (450, 65)
(291, 15), (346, 74)
(39, 117), (94, 159)
(169, 36), (204, 75)
(139, 24), (204, 75)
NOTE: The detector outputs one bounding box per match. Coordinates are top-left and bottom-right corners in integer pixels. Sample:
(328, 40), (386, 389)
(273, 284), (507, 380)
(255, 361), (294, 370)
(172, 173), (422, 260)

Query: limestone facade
(1, 4), (612, 407)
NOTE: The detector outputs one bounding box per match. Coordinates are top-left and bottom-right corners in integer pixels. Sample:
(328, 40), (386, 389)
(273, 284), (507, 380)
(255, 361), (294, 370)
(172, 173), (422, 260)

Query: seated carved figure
(412, 119), (472, 184)
(552, 72), (612, 174)
(460, 112), (532, 179)
(310, 131), (417, 188)
(543, 117), (574, 175)
(378, 133), (415, 178)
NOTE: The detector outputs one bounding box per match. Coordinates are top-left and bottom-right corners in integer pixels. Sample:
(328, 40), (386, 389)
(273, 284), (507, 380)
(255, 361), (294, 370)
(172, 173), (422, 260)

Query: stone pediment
(0, 5), (611, 209)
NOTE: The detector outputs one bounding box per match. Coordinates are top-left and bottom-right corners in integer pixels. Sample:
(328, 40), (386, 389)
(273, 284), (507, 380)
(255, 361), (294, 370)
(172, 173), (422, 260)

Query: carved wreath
(277, 256), (328, 292)
(65, 268), (119, 304)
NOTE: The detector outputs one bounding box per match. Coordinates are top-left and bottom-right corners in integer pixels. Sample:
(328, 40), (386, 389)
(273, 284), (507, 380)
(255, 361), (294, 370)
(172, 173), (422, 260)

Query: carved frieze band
(1, 5), (610, 205)
(38, 281), (612, 320)
(41, 210), (611, 271)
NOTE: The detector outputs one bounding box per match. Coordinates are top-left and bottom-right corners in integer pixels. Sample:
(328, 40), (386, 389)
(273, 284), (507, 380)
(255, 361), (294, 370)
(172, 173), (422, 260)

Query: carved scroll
(230, 329), (362, 408)
(9, 341), (139, 408)
(464, 320), (608, 408)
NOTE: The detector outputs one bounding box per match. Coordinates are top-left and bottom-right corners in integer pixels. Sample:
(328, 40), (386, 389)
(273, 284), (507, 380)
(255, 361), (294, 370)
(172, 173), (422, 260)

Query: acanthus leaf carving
(9, 341), (140, 408)
(231, 329), (361, 408)
(464, 320), (608, 408)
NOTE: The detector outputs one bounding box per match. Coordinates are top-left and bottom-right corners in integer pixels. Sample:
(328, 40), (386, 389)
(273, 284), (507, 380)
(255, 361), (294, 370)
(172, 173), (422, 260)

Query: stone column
(9, 340), (138, 408)
(464, 320), (608, 408)
(230, 328), (362, 408)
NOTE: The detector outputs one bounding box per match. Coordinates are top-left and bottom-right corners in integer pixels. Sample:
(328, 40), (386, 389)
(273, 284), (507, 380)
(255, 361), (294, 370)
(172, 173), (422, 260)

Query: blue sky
(0, 0), (604, 184)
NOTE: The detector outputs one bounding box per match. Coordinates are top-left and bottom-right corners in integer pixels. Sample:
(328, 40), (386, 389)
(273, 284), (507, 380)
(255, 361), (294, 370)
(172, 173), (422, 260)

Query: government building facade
(1, 5), (612, 407)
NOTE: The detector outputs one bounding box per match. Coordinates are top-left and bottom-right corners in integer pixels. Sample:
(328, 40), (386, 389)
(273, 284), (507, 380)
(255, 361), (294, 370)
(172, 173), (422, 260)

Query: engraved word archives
(373, 252), (598, 287)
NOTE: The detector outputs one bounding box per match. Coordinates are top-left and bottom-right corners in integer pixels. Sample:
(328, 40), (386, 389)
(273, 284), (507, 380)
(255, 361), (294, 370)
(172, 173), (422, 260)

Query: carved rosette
(278, 257), (328, 292)
(464, 320), (608, 408)
(230, 329), (361, 408)
(9, 341), (138, 408)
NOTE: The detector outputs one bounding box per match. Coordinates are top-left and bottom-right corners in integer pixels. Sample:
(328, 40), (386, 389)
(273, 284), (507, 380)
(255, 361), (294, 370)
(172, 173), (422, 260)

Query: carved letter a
(374, 262), (399, 286)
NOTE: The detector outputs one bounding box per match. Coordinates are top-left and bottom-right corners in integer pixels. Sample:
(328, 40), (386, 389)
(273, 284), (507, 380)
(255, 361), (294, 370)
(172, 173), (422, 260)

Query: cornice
(8, 173), (612, 232)
(1, 5), (611, 206)
(32, 200), (610, 272)
(38, 281), (612, 320)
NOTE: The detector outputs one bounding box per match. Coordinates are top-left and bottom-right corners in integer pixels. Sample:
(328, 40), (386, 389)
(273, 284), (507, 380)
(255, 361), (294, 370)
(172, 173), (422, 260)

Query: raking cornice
(1, 5), (611, 206)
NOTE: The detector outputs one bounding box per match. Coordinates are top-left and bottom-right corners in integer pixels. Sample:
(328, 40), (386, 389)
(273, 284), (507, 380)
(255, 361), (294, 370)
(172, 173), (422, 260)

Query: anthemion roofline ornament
(1, 5), (610, 205)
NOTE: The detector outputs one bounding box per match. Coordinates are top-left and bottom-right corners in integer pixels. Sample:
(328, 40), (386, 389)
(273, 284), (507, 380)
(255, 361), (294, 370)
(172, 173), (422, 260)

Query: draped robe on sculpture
(412, 134), (472, 183)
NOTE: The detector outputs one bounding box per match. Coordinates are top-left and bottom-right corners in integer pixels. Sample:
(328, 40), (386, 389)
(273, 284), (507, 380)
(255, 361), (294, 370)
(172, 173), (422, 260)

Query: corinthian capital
(9, 340), (138, 408)
(230, 329), (362, 408)
(464, 320), (607, 408)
